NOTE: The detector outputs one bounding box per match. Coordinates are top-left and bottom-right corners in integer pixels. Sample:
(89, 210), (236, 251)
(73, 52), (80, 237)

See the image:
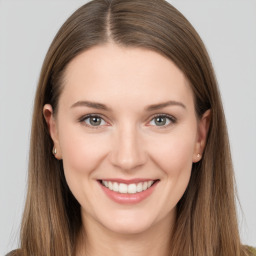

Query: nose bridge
(110, 122), (147, 171)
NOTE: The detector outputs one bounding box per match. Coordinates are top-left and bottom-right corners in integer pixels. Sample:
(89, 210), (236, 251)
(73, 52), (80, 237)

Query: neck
(76, 210), (176, 256)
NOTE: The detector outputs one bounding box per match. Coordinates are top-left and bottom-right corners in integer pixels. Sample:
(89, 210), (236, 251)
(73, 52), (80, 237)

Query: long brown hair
(13, 0), (251, 255)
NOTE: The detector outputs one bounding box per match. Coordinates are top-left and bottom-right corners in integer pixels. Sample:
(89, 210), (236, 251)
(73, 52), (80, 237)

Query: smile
(98, 179), (159, 204)
(101, 180), (156, 194)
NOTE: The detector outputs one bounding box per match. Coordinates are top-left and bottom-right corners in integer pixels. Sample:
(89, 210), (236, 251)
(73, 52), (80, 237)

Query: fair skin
(44, 43), (210, 256)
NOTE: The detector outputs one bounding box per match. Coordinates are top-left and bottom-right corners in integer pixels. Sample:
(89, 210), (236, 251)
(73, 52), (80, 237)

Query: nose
(109, 125), (147, 171)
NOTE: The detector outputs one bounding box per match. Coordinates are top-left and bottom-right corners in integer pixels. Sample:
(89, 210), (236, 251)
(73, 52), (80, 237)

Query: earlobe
(193, 109), (211, 163)
(43, 104), (62, 159)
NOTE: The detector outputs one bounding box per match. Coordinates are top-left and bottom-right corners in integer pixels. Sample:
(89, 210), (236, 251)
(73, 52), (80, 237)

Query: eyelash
(79, 114), (108, 129)
(149, 114), (177, 128)
(79, 113), (177, 129)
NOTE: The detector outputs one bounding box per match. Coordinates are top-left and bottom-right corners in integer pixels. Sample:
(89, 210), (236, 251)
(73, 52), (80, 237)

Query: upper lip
(98, 178), (159, 184)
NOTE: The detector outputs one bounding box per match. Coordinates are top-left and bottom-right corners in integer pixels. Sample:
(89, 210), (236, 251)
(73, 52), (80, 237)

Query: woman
(6, 0), (256, 255)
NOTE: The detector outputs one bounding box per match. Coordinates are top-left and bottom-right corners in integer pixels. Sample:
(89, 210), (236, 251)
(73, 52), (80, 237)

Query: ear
(193, 109), (211, 163)
(43, 104), (62, 159)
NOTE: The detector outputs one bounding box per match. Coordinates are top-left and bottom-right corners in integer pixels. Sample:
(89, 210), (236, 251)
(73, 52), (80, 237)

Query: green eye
(83, 115), (107, 127)
(149, 115), (175, 127)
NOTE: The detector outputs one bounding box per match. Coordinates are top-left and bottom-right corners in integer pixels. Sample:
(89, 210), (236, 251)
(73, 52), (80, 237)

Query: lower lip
(98, 181), (159, 204)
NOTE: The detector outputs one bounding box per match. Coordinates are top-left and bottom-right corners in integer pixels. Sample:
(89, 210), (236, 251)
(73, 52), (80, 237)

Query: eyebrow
(145, 100), (186, 111)
(71, 100), (112, 111)
(70, 100), (186, 111)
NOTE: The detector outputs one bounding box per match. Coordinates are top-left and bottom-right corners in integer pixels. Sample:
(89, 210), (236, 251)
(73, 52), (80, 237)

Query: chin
(97, 209), (158, 235)
(105, 220), (153, 235)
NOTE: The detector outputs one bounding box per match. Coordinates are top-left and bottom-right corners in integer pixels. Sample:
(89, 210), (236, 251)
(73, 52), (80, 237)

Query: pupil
(155, 117), (166, 126)
(90, 117), (101, 126)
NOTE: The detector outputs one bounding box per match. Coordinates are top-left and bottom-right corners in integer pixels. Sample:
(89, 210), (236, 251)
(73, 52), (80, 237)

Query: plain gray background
(0, 0), (255, 254)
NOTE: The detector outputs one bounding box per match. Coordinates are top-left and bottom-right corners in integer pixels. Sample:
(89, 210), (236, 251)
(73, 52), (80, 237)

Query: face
(44, 43), (209, 236)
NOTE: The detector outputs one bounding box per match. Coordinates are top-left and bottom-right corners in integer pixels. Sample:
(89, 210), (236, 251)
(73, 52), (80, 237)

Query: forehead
(59, 43), (194, 110)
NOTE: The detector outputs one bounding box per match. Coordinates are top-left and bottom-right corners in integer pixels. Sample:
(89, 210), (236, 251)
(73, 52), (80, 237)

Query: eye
(80, 115), (107, 127)
(149, 114), (176, 127)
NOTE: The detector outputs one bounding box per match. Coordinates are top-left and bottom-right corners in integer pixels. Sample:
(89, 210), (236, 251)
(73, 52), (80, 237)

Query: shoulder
(246, 246), (256, 256)
(5, 249), (20, 256)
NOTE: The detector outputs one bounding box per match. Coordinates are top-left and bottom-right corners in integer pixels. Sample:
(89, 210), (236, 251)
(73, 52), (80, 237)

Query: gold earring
(52, 148), (57, 155)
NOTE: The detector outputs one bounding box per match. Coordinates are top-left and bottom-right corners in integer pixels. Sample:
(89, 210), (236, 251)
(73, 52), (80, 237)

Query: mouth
(99, 179), (159, 194)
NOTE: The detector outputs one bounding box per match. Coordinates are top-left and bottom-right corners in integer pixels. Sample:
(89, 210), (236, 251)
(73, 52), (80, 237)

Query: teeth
(103, 180), (108, 188)
(148, 181), (153, 187)
(119, 183), (128, 193)
(101, 180), (155, 194)
(137, 182), (143, 192)
(113, 182), (119, 192)
(128, 184), (136, 194)
(143, 181), (148, 191)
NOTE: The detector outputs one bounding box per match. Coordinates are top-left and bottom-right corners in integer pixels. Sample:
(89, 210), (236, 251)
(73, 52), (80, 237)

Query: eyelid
(78, 114), (110, 128)
(147, 113), (177, 128)
(78, 113), (177, 129)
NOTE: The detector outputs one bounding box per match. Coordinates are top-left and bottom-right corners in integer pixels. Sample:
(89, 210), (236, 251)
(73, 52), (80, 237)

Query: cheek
(58, 126), (111, 208)
(148, 130), (196, 176)
(149, 130), (196, 209)
(58, 125), (110, 176)
(153, 136), (194, 202)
